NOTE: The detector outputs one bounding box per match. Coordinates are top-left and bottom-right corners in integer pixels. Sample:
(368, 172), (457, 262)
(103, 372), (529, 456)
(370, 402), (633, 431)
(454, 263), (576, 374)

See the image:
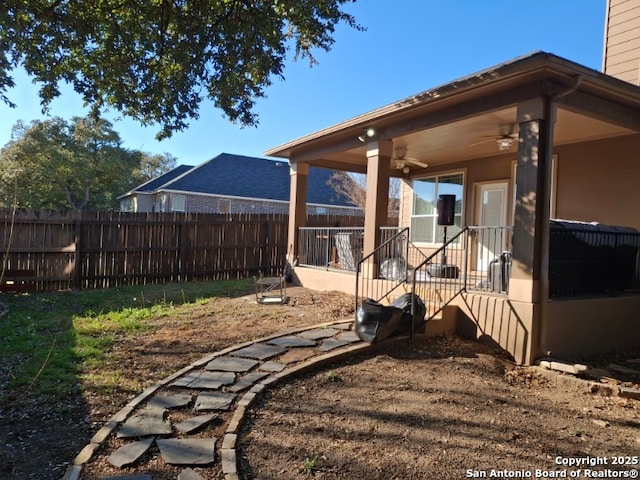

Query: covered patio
(266, 52), (640, 365)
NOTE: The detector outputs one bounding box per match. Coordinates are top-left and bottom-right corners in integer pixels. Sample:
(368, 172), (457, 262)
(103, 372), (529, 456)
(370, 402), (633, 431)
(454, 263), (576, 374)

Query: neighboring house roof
(133, 165), (193, 193)
(121, 153), (354, 208)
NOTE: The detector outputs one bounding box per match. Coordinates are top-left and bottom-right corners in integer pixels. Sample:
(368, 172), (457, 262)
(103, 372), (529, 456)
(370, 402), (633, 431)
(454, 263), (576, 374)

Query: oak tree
(0, 116), (175, 210)
(1, 1), (361, 138)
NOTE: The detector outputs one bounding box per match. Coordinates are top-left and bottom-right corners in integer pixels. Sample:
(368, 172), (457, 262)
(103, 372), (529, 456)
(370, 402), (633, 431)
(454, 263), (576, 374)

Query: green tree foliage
(0, 116), (176, 210)
(1, 1), (361, 138)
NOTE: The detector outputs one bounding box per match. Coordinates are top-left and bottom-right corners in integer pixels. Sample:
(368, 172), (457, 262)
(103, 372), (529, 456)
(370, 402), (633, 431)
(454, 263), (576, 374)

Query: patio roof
(265, 51), (640, 176)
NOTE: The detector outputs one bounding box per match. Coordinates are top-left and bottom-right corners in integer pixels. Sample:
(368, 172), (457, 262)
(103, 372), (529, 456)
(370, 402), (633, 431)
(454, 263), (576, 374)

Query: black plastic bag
(355, 298), (404, 344)
(390, 293), (427, 334)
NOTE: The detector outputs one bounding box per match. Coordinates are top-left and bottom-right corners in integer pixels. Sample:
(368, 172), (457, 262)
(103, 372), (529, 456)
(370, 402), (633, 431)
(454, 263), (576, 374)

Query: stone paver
(178, 468), (206, 480)
(107, 438), (154, 468)
(298, 328), (341, 340)
(318, 337), (353, 352)
(172, 370), (236, 389)
(175, 413), (219, 434)
(229, 372), (270, 393)
(205, 357), (259, 372)
(148, 393), (193, 410)
(231, 343), (287, 360)
(267, 336), (316, 348)
(539, 360), (588, 374)
(619, 386), (640, 399)
(277, 348), (317, 364)
(157, 438), (217, 466)
(258, 361), (286, 372)
(117, 408), (172, 438)
(337, 330), (360, 343)
(195, 392), (236, 411)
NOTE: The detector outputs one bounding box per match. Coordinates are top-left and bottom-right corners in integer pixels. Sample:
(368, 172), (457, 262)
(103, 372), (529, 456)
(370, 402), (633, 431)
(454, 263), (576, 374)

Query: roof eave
(264, 51), (640, 159)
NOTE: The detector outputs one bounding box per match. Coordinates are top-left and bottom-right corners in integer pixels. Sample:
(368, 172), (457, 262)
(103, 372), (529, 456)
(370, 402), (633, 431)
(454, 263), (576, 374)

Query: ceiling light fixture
(496, 137), (515, 151)
(357, 127), (377, 142)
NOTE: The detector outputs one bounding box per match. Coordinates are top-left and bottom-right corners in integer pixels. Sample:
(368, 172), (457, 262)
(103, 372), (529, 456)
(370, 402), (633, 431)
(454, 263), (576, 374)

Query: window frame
(171, 194), (186, 212)
(410, 171), (465, 246)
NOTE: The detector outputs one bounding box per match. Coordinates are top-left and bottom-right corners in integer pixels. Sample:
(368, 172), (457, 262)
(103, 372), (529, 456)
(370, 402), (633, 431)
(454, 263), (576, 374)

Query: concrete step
(422, 313), (454, 337)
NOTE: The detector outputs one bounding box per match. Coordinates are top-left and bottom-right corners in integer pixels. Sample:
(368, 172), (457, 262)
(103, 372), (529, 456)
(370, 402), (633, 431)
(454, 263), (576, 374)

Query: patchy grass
(0, 278), (254, 402)
(323, 370), (344, 383)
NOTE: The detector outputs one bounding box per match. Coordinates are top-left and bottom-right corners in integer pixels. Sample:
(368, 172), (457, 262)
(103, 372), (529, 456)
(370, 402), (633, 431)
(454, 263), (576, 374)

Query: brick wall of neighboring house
(159, 192), (362, 216)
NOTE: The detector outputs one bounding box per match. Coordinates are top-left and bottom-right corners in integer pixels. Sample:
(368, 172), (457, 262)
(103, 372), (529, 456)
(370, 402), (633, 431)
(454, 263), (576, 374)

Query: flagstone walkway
(62, 320), (386, 480)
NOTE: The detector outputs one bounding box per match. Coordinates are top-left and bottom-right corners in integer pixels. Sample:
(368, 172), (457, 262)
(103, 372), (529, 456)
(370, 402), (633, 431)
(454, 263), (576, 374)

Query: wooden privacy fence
(0, 209), (364, 291)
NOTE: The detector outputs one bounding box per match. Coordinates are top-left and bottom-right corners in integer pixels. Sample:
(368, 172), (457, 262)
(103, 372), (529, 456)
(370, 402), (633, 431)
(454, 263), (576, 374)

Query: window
(121, 197), (134, 212)
(411, 173), (464, 244)
(171, 194), (186, 212)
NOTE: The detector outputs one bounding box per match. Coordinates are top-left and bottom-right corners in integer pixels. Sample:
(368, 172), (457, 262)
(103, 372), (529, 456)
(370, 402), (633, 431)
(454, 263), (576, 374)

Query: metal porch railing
(409, 226), (513, 339)
(349, 225), (514, 336)
(297, 226), (402, 273)
(548, 221), (640, 298)
(355, 227), (409, 310)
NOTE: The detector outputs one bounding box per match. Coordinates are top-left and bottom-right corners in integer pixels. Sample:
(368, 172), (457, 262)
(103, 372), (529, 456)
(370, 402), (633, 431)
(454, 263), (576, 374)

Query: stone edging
(63, 320), (403, 480)
(533, 365), (640, 399)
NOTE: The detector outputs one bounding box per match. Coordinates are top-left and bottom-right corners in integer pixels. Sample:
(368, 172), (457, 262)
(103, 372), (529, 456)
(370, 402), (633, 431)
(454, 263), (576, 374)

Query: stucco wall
(399, 154), (514, 233)
(541, 296), (640, 359)
(453, 293), (535, 365)
(554, 133), (640, 230)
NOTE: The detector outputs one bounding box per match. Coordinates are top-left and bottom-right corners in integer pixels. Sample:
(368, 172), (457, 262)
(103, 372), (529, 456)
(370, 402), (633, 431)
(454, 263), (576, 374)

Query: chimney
(603, 0), (640, 85)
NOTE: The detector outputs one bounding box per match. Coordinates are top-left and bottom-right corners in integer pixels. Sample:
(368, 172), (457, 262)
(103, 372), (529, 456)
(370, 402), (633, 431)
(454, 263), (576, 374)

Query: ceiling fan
(391, 147), (429, 171)
(469, 124), (519, 150)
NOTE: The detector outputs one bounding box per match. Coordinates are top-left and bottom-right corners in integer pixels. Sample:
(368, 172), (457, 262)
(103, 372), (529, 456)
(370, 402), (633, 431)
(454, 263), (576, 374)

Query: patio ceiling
(266, 52), (640, 177)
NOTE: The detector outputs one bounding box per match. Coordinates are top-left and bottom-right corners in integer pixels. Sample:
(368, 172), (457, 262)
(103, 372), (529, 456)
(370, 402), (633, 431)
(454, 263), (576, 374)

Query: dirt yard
(3, 286), (640, 479)
(239, 336), (640, 479)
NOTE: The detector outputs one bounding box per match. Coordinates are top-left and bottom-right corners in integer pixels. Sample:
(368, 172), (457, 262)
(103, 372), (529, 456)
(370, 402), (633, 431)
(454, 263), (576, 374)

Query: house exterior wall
(400, 154), (514, 232)
(120, 194), (154, 212)
(181, 193), (361, 215)
(454, 293), (535, 365)
(554, 133), (640, 229)
(542, 296), (640, 359)
(395, 133), (640, 365)
(604, 0), (640, 86)
(454, 292), (640, 364)
(122, 191), (362, 216)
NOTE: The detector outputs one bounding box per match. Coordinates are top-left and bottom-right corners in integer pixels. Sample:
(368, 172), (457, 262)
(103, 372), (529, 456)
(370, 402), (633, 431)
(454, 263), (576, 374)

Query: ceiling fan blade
(468, 138), (496, 147)
(406, 158), (429, 168)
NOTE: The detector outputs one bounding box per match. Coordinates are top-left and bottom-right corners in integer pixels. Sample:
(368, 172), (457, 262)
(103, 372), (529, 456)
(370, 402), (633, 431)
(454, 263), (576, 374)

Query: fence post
(265, 221), (273, 274)
(73, 219), (82, 289)
(178, 220), (187, 282)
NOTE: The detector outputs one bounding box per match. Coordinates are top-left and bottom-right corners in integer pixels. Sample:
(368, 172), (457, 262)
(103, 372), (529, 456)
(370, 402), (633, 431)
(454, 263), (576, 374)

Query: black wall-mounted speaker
(437, 194), (456, 226)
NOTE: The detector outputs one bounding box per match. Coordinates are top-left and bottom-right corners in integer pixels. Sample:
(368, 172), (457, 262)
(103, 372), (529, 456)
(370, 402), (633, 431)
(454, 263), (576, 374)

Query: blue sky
(0, 0), (607, 167)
